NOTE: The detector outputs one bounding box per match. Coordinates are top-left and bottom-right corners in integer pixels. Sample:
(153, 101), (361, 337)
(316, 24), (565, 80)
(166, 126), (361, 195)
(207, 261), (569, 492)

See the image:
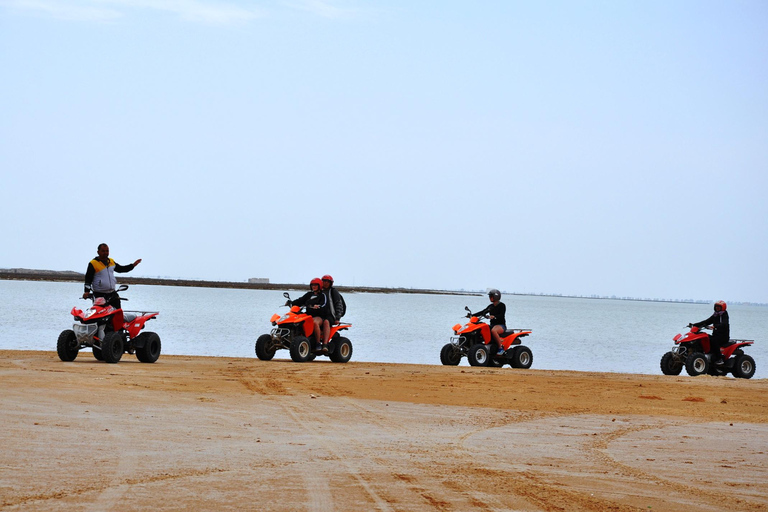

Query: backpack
(332, 288), (346, 319)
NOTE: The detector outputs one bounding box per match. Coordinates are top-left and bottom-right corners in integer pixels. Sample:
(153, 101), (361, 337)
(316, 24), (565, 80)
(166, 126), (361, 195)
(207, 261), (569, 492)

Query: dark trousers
(94, 291), (122, 310)
(709, 333), (727, 359)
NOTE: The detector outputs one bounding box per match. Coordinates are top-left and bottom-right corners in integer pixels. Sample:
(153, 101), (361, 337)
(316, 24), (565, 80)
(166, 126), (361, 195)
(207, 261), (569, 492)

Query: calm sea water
(1, 280), (766, 379)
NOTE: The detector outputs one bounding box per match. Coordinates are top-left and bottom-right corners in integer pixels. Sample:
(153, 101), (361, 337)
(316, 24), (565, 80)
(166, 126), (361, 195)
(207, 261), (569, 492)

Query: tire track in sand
(585, 421), (767, 512)
(276, 397), (392, 512)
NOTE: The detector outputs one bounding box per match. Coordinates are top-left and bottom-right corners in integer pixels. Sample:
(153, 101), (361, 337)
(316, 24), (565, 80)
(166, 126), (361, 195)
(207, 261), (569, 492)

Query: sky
(1, 0), (767, 303)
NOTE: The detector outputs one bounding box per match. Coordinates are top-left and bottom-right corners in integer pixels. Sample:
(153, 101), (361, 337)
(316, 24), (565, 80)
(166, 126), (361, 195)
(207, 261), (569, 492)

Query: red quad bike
(660, 324), (756, 379)
(255, 292), (353, 363)
(440, 306), (533, 368)
(57, 285), (162, 364)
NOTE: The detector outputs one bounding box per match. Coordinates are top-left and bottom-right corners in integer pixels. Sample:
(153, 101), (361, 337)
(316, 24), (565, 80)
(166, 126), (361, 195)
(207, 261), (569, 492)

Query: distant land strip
(0, 269), (477, 296)
(1, 269), (764, 305)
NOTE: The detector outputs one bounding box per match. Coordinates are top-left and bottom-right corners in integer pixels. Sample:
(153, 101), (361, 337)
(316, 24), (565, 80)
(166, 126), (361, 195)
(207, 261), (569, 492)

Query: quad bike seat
(500, 328), (530, 342)
(123, 312), (138, 323)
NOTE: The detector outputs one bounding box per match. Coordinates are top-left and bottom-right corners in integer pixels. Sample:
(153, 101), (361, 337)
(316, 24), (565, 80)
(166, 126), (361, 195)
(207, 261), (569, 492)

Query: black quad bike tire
(255, 334), (277, 361)
(289, 336), (313, 363)
(57, 329), (79, 362)
(92, 348), (104, 361)
(510, 346), (533, 369)
(467, 343), (490, 367)
(660, 351), (683, 376)
(135, 332), (161, 363)
(329, 337), (353, 363)
(440, 343), (462, 366)
(732, 354), (756, 379)
(101, 332), (124, 364)
(685, 352), (709, 377)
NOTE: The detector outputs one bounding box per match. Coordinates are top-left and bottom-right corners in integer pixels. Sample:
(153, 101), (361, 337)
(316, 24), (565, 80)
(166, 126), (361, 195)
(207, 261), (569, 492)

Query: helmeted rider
(287, 278), (330, 352)
(471, 289), (507, 355)
(692, 300), (730, 365)
(321, 274), (344, 347)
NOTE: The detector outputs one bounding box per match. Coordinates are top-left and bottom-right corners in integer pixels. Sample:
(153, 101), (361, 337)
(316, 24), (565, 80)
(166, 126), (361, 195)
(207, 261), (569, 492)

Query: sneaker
(497, 347), (505, 356)
(321, 345), (329, 355)
(715, 358), (725, 366)
(315, 343), (323, 351)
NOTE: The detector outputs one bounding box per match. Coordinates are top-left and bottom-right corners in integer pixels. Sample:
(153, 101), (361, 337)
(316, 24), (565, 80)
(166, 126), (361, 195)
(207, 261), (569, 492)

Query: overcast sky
(1, 0), (766, 303)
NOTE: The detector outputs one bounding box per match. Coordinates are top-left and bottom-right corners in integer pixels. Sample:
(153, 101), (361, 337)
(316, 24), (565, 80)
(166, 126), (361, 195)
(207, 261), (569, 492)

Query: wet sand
(1, 350), (766, 511)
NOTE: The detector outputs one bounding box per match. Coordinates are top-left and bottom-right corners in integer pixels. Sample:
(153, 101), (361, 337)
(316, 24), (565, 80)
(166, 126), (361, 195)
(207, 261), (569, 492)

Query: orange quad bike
(255, 292), (353, 363)
(440, 306), (533, 368)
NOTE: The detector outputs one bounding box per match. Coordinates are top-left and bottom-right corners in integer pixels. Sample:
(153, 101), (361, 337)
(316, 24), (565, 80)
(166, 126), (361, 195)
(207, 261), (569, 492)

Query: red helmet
(714, 300), (727, 312)
(321, 275), (334, 284)
(310, 278), (322, 289)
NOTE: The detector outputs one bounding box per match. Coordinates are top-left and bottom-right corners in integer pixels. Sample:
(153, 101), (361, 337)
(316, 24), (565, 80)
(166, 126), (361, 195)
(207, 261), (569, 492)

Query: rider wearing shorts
(472, 289), (508, 355)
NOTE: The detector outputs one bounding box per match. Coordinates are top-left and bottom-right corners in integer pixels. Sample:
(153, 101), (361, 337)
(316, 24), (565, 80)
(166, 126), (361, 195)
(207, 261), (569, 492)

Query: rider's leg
(710, 334), (725, 364)
(313, 317), (323, 347)
(322, 319), (331, 347)
(492, 326), (505, 354)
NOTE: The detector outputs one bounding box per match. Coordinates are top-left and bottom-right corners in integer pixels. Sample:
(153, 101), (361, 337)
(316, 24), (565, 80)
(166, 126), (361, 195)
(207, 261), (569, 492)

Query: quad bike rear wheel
(57, 330), (79, 362)
(685, 352), (708, 376)
(329, 337), (353, 363)
(732, 354), (756, 379)
(510, 346), (533, 369)
(467, 344), (490, 367)
(135, 332), (161, 363)
(440, 344), (462, 366)
(255, 334), (277, 361)
(290, 336), (313, 363)
(101, 332), (124, 364)
(660, 351), (683, 375)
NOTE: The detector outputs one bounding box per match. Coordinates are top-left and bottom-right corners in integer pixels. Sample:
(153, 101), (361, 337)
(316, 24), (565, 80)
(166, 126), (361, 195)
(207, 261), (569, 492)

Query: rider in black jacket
(321, 275), (344, 350)
(472, 289), (507, 355)
(288, 278), (329, 350)
(692, 301), (730, 365)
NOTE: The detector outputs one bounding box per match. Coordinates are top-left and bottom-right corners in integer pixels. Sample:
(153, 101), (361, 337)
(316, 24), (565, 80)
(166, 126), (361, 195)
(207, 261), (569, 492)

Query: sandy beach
(1, 350), (766, 511)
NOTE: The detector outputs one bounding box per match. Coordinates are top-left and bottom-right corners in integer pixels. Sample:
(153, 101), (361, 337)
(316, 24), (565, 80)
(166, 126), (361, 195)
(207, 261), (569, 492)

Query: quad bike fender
(110, 310), (125, 333)
(500, 330), (531, 345)
(721, 341), (753, 359)
(679, 333), (710, 353)
(277, 313), (314, 337)
(124, 313), (158, 339)
(460, 322), (490, 343)
(329, 323), (352, 339)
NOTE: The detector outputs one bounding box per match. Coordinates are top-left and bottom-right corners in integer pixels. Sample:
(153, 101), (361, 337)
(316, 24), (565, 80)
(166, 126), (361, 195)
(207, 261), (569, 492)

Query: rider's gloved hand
(285, 300), (292, 306)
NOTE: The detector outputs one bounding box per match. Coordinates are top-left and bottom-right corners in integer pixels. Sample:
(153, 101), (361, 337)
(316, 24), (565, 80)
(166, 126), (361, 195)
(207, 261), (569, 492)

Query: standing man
(83, 243), (142, 309)
(321, 275), (344, 347)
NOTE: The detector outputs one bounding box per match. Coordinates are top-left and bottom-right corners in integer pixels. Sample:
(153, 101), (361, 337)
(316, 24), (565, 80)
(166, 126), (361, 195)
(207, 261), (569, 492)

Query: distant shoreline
(1, 269), (764, 305)
(0, 269), (477, 296)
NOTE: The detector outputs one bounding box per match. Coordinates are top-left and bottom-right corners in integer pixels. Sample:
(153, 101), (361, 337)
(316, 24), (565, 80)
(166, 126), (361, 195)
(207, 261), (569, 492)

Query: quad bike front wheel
(135, 332), (161, 363)
(510, 346), (533, 369)
(732, 354), (756, 379)
(290, 336), (313, 363)
(101, 332), (124, 364)
(685, 352), (708, 376)
(440, 343), (462, 366)
(255, 334), (277, 361)
(57, 330), (79, 362)
(329, 337), (353, 363)
(660, 351), (683, 376)
(467, 344), (490, 367)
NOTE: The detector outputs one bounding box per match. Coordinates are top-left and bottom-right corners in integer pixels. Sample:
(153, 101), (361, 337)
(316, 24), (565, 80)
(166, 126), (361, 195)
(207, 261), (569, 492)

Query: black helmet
(488, 289), (501, 300)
